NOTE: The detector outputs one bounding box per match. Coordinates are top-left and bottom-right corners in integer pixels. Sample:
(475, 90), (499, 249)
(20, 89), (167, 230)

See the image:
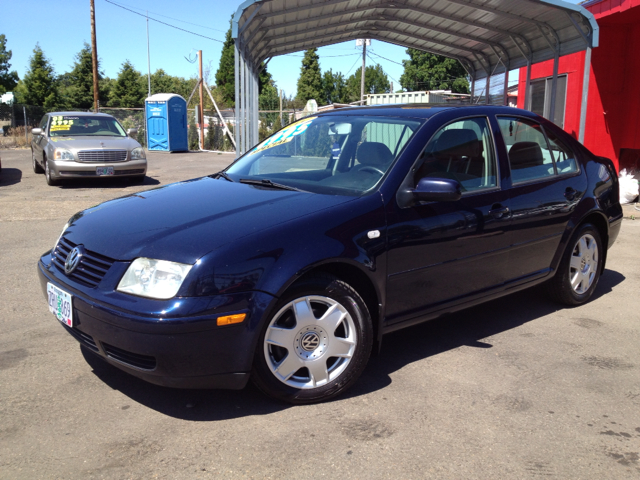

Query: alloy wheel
(569, 233), (598, 294)
(263, 295), (357, 389)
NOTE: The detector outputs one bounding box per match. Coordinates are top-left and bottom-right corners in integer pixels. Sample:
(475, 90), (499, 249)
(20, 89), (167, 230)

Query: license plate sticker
(47, 283), (73, 327)
(96, 166), (114, 176)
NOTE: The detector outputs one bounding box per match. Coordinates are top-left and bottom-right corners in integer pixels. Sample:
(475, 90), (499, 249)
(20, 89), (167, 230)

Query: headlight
(54, 222), (70, 252)
(54, 149), (74, 161)
(131, 147), (146, 160)
(117, 258), (193, 299)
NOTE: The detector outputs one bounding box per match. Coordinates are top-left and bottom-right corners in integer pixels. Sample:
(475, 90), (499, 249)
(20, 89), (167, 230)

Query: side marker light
(217, 313), (246, 326)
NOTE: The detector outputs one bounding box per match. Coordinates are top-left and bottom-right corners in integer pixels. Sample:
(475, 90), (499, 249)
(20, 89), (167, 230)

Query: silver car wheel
(263, 295), (357, 389)
(569, 233), (598, 295)
(45, 159), (50, 180)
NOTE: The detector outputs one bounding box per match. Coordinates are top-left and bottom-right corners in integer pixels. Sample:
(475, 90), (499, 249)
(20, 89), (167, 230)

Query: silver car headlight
(54, 149), (74, 161)
(131, 147), (146, 160)
(117, 258), (193, 299)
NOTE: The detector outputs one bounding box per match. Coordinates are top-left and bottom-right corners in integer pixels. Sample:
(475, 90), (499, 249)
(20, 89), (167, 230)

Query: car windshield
(48, 115), (127, 137)
(226, 115), (423, 196)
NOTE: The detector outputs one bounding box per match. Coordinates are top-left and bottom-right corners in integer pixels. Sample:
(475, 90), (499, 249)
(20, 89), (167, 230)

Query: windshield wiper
(239, 178), (305, 192)
(210, 171), (234, 182)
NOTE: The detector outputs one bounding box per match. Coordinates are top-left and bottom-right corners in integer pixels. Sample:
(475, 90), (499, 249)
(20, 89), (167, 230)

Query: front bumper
(49, 158), (147, 178)
(38, 252), (276, 389)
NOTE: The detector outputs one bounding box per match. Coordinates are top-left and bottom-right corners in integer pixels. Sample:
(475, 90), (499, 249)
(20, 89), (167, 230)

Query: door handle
(564, 188), (577, 201)
(489, 205), (510, 219)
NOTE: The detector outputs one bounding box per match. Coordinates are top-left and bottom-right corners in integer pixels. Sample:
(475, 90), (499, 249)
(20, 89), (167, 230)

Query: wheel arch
(284, 261), (382, 353)
(576, 211), (609, 274)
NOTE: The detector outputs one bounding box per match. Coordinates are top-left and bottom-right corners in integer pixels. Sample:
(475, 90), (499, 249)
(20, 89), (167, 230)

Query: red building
(518, 0), (640, 172)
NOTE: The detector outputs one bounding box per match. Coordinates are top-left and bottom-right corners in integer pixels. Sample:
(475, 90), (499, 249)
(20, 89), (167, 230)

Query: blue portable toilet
(145, 93), (188, 152)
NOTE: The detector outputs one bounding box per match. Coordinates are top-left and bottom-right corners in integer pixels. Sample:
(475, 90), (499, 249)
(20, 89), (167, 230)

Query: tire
(44, 157), (59, 186)
(547, 223), (603, 306)
(252, 273), (373, 404)
(32, 149), (44, 174)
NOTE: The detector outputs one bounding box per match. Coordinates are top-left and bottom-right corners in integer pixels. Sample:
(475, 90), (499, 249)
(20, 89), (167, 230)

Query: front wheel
(252, 274), (373, 404)
(547, 223), (603, 305)
(44, 158), (59, 186)
(32, 149), (44, 174)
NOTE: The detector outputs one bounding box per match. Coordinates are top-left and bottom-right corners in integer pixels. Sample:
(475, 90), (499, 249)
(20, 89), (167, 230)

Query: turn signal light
(217, 313), (246, 326)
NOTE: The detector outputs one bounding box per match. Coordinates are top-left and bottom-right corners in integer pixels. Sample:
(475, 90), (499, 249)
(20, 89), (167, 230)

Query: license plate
(96, 166), (114, 176)
(47, 283), (73, 327)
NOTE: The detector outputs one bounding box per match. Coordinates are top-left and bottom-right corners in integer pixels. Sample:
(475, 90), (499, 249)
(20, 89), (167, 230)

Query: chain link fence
(99, 108), (147, 148)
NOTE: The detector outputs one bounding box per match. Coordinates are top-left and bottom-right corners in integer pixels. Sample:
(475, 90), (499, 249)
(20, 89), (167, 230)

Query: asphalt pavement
(1, 148), (639, 479)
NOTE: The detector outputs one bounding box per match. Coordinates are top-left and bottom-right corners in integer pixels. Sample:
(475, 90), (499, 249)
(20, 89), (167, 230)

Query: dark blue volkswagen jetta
(38, 105), (622, 404)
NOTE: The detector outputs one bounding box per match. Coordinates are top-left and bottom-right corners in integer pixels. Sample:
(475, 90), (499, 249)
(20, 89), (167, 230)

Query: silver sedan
(31, 112), (147, 186)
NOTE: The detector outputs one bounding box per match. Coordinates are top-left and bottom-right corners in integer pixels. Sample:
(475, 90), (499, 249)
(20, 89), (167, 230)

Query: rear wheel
(252, 274), (373, 404)
(547, 223), (603, 305)
(32, 149), (44, 173)
(44, 157), (59, 186)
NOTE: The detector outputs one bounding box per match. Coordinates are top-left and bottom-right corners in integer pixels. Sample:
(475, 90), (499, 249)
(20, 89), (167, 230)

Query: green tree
(14, 44), (58, 108)
(188, 112), (199, 150)
(214, 22), (273, 108)
(321, 69), (348, 105)
(60, 44), (108, 109)
(0, 34), (19, 94)
(296, 48), (322, 103)
(399, 49), (469, 93)
(215, 24), (236, 107)
(345, 64), (390, 102)
(150, 69), (174, 94)
(109, 61), (145, 108)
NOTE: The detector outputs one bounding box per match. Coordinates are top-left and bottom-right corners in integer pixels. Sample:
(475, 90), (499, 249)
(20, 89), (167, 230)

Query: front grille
(77, 150), (128, 163)
(52, 237), (115, 287)
(102, 342), (157, 370)
(61, 323), (99, 352)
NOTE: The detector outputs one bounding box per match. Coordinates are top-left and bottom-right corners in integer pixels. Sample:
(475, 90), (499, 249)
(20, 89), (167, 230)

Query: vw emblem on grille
(301, 332), (321, 351)
(64, 247), (82, 275)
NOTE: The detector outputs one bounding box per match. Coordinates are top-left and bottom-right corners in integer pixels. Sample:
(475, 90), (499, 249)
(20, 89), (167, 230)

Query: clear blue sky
(2, 0), (584, 100)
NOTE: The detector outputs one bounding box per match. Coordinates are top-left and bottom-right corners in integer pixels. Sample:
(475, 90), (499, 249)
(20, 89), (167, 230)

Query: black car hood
(64, 177), (355, 264)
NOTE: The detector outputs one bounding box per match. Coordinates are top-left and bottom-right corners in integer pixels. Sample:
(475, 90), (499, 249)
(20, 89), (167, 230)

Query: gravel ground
(1, 148), (639, 479)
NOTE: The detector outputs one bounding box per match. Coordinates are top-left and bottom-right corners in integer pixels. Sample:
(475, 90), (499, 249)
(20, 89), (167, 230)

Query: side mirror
(127, 128), (138, 137)
(31, 128), (42, 136)
(399, 177), (462, 206)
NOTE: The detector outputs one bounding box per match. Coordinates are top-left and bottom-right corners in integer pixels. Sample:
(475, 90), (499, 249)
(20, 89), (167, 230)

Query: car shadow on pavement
(0, 168), (22, 187)
(81, 269), (625, 419)
(57, 176), (161, 189)
(346, 268), (626, 400)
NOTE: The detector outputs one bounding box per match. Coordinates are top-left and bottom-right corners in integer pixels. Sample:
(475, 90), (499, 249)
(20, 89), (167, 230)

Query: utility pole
(146, 11), (151, 97)
(360, 40), (367, 105)
(198, 50), (204, 150)
(90, 0), (99, 112)
(279, 89), (283, 126)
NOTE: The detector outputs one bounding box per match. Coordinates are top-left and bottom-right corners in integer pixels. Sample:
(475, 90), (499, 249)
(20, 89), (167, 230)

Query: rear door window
(498, 117), (557, 183)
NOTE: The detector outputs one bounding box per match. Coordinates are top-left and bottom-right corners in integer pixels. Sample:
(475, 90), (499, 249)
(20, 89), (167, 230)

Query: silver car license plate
(96, 166), (114, 176)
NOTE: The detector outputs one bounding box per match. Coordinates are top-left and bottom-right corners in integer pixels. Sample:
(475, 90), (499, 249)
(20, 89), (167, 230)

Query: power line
(104, 0), (228, 33)
(104, 0), (224, 44)
(345, 55), (362, 77)
(366, 53), (401, 88)
(283, 52), (361, 58)
(368, 50), (405, 67)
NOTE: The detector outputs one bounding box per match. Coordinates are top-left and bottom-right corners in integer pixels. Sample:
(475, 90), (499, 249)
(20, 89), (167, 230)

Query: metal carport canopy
(232, 0), (599, 154)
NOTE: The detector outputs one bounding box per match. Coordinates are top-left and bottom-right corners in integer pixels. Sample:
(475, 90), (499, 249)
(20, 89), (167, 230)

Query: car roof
(48, 111), (115, 117)
(315, 104), (538, 120)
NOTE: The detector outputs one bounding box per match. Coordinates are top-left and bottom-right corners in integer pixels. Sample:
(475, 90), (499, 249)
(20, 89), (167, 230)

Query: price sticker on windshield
(252, 116), (316, 153)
